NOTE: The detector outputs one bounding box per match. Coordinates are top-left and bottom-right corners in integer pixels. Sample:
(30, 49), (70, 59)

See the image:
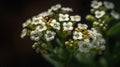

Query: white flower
(51, 4), (61, 11)
(31, 36), (40, 41)
(88, 28), (105, 49)
(95, 10), (105, 18)
(100, 45), (106, 50)
(63, 22), (73, 31)
(73, 31), (83, 40)
(38, 11), (51, 17)
(103, 1), (114, 9)
(70, 15), (81, 22)
(30, 30), (42, 41)
(32, 16), (43, 25)
(50, 19), (60, 30)
(61, 7), (73, 12)
(78, 39), (91, 53)
(78, 23), (88, 30)
(45, 31), (56, 41)
(91, 0), (102, 9)
(22, 19), (31, 28)
(36, 21), (47, 32)
(59, 13), (69, 21)
(21, 28), (27, 38)
(110, 10), (120, 19)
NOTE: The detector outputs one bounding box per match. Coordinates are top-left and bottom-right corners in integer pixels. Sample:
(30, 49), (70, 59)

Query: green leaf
(107, 22), (120, 36)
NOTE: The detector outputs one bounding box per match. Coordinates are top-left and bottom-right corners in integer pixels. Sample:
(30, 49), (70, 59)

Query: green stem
(56, 38), (64, 47)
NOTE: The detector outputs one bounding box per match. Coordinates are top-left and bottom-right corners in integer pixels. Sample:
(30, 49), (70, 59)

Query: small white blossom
(38, 11), (52, 17)
(30, 30), (42, 41)
(91, 0), (102, 9)
(63, 22), (73, 31)
(103, 1), (115, 9)
(22, 19), (31, 28)
(73, 31), (83, 40)
(100, 45), (106, 50)
(31, 36), (40, 41)
(50, 19), (60, 30)
(51, 4), (61, 11)
(78, 39), (91, 53)
(21, 28), (27, 38)
(59, 13), (69, 21)
(32, 16), (43, 25)
(70, 15), (81, 22)
(61, 7), (73, 12)
(78, 23), (88, 30)
(110, 10), (120, 19)
(45, 31), (56, 41)
(88, 28), (105, 49)
(36, 21), (47, 32)
(95, 10), (105, 18)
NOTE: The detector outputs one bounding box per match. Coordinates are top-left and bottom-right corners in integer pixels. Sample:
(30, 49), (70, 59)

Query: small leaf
(107, 22), (120, 36)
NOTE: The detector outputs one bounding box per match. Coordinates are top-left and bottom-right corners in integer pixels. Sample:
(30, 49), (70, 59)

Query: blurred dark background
(0, 0), (91, 67)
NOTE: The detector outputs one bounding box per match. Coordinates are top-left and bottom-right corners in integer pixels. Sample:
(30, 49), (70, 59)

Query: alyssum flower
(21, 3), (106, 57)
(50, 19), (61, 30)
(59, 13), (69, 21)
(91, 0), (102, 9)
(63, 22), (73, 31)
(45, 30), (56, 41)
(70, 15), (81, 22)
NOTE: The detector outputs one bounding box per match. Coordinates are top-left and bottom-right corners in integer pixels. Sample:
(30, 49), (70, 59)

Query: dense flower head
(21, 3), (106, 55)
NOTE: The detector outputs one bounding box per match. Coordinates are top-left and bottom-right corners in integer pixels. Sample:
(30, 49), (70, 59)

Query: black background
(0, 0), (91, 67)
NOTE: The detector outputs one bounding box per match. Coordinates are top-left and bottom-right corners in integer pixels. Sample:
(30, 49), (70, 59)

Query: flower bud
(86, 15), (96, 22)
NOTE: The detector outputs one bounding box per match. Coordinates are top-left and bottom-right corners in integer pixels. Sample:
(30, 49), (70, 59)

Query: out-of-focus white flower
(36, 21), (47, 32)
(30, 30), (42, 41)
(91, 0), (102, 9)
(50, 19), (60, 30)
(61, 7), (73, 12)
(70, 15), (81, 22)
(22, 19), (31, 28)
(21, 28), (27, 38)
(78, 23), (88, 30)
(32, 16), (43, 25)
(100, 45), (106, 50)
(38, 11), (52, 17)
(31, 36), (40, 41)
(73, 31), (83, 40)
(78, 39), (91, 53)
(63, 22), (73, 31)
(88, 28), (105, 50)
(95, 10), (105, 18)
(51, 4), (61, 11)
(59, 13), (69, 21)
(103, 1), (114, 9)
(48, 4), (61, 13)
(45, 31), (56, 41)
(110, 10), (120, 19)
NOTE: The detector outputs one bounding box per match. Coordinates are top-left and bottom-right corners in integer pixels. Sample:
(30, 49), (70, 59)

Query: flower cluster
(86, 0), (120, 32)
(21, 4), (105, 55)
(65, 23), (105, 53)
